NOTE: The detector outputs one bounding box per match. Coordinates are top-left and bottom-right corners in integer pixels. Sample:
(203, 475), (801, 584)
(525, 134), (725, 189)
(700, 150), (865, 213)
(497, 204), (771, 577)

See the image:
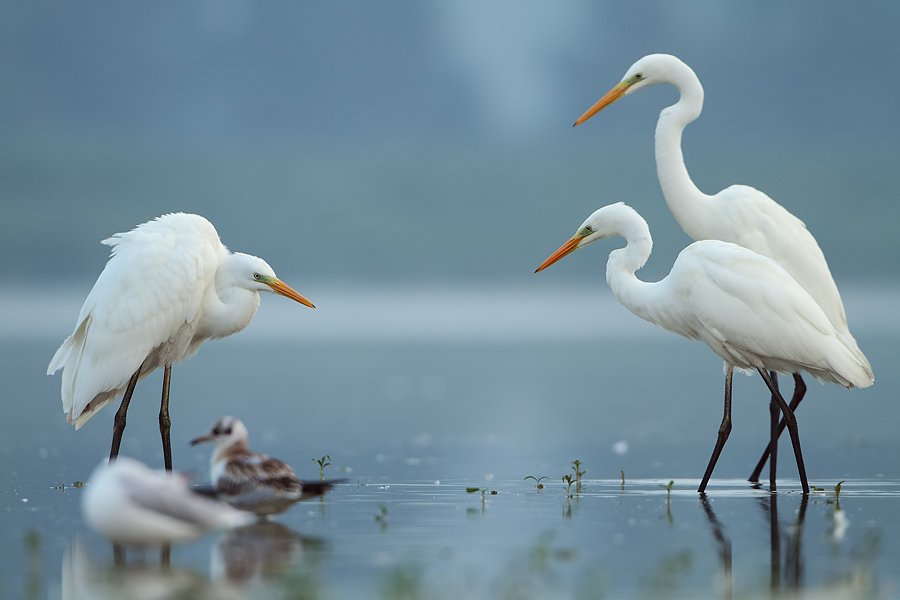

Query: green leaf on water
(466, 487), (481, 494)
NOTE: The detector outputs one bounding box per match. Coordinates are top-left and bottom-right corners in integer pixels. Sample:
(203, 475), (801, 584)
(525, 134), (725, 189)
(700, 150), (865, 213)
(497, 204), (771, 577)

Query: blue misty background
(1, 2), (898, 287)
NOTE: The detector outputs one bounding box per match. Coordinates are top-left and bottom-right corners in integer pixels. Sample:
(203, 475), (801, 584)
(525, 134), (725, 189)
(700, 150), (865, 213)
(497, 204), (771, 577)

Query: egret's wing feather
(676, 242), (869, 387)
(711, 185), (850, 337)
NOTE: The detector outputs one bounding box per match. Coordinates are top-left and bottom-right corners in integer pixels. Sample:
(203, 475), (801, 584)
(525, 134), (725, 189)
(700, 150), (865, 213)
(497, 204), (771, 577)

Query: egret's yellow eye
(253, 273), (262, 281)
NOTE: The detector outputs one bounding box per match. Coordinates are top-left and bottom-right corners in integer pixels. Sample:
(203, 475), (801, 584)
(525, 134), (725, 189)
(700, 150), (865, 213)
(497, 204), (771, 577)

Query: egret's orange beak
(535, 235), (582, 273)
(574, 80), (631, 127)
(268, 279), (316, 309)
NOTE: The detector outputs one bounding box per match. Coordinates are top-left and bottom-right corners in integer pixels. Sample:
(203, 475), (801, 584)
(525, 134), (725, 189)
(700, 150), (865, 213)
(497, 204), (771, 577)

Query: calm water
(2, 287), (898, 598)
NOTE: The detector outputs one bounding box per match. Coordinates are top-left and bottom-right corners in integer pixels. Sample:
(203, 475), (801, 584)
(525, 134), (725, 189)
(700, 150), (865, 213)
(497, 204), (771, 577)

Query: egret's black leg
(109, 368), (141, 462)
(769, 397), (780, 492)
(757, 369), (809, 494)
(749, 374), (806, 483)
(699, 368), (733, 493)
(159, 364), (173, 472)
(769, 373), (779, 492)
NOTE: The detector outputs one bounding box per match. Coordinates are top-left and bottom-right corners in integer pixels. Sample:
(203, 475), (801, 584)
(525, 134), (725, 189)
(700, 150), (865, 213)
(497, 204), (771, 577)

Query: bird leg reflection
(699, 494), (732, 600)
(159, 365), (173, 472)
(761, 492), (808, 594)
(757, 370), (809, 494)
(109, 368), (141, 462)
(113, 543), (125, 567)
(749, 374), (806, 486)
(786, 495), (809, 590)
(698, 368), (733, 493)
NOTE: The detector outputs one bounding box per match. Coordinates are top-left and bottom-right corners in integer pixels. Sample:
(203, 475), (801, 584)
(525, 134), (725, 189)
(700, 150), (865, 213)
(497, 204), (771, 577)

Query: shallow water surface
(2, 288), (898, 598)
(10, 478), (900, 599)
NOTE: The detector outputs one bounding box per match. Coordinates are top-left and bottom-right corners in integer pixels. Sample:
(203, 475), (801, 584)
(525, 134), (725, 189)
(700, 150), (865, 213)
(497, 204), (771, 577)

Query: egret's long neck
(604, 217), (657, 324)
(654, 72), (715, 241)
(199, 260), (261, 340)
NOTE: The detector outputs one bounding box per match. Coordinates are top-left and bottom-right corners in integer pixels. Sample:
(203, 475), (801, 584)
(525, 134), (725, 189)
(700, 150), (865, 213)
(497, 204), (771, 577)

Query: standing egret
(535, 202), (873, 495)
(573, 54), (872, 488)
(48, 213), (315, 471)
(190, 416), (343, 517)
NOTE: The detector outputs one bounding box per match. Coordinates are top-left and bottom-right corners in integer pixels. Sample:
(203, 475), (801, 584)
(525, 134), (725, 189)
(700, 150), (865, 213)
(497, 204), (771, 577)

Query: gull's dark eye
(212, 425), (222, 435)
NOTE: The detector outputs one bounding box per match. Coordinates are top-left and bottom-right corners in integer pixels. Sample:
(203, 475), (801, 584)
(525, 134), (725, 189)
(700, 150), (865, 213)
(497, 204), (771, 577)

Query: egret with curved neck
(573, 54), (872, 488)
(536, 202), (873, 495)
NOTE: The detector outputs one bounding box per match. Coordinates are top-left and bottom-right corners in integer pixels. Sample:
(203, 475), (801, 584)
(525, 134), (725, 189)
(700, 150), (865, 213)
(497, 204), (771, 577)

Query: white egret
(573, 54), (872, 488)
(48, 213), (315, 471)
(191, 416), (342, 517)
(535, 202), (873, 495)
(82, 457), (253, 546)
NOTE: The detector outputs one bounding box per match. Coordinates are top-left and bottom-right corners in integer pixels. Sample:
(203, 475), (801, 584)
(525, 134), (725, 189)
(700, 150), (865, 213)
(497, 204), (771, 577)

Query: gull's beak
(190, 434), (212, 446)
(535, 235), (583, 273)
(574, 80), (631, 127)
(267, 278), (316, 309)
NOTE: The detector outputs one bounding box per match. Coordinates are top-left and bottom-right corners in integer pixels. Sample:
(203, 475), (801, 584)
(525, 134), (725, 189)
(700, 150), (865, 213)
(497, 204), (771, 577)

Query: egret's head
(574, 54), (688, 126)
(534, 203), (635, 272)
(229, 253), (315, 308)
(190, 416), (249, 449)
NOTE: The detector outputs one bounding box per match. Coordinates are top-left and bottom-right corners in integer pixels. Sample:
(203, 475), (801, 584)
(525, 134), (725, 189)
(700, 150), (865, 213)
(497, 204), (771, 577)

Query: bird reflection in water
(759, 492), (809, 593)
(699, 494), (732, 600)
(62, 540), (239, 600)
(211, 521), (325, 585)
(700, 492), (809, 599)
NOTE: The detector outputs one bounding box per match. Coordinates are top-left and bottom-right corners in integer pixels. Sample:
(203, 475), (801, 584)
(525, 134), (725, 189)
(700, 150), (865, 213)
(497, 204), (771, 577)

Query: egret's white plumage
(191, 416), (341, 517)
(81, 457), (253, 546)
(573, 54), (872, 486)
(47, 213), (314, 468)
(536, 203), (873, 493)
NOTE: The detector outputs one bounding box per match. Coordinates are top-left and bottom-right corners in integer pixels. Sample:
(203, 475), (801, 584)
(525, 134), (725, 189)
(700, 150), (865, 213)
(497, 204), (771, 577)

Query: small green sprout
(524, 476), (550, 490)
(621, 470), (625, 490)
(659, 480), (675, 524)
(571, 460), (586, 490)
(312, 455), (331, 481)
(825, 480), (846, 510)
(562, 474), (576, 498)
